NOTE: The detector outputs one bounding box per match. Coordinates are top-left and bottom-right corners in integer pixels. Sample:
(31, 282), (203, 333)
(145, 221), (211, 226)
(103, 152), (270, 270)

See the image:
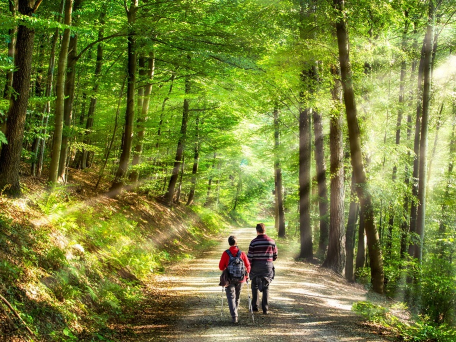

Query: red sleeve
(242, 252), (251, 273)
(219, 251), (229, 271)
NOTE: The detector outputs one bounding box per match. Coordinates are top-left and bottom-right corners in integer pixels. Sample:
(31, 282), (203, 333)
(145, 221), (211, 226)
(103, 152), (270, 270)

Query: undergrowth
(353, 301), (456, 342)
(0, 186), (229, 341)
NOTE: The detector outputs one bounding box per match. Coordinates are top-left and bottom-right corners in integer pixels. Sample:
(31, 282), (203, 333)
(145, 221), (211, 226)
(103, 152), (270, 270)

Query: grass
(0, 183), (231, 341)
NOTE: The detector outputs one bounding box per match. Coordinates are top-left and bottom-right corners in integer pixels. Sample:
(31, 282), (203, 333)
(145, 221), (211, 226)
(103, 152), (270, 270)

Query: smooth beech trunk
(130, 53), (155, 183)
(345, 173), (358, 282)
(164, 74), (190, 205)
(299, 103), (312, 259)
(110, 0), (138, 195)
(48, 0), (74, 185)
(415, 2), (435, 262)
(313, 107), (329, 255)
(0, 0), (42, 196)
(186, 115), (200, 206)
(274, 108), (286, 237)
(323, 66), (344, 273)
(334, 0), (384, 293)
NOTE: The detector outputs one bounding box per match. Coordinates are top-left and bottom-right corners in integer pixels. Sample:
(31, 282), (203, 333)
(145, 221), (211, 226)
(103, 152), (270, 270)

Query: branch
(32, 0), (44, 13)
(75, 33), (127, 61)
(0, 294), (37, 339)
(189, 106), (219, 112)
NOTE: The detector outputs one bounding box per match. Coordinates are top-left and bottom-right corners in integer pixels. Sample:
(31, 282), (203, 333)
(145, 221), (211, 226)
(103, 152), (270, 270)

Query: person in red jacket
(219, 235), (251, 324)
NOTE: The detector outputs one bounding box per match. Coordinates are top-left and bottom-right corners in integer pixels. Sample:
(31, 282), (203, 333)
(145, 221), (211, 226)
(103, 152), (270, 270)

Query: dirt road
(116, 227), (391, 341)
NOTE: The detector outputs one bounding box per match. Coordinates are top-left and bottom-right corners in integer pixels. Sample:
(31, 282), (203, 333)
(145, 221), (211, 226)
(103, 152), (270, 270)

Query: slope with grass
(0, 171), (230, 341)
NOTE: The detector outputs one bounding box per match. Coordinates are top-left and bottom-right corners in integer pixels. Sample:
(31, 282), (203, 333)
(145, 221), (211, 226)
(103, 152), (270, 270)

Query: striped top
(247, 234), (278, 263)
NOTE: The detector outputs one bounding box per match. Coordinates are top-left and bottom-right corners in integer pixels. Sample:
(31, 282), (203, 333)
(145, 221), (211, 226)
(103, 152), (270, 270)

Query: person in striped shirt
(247, 223), (278, 315)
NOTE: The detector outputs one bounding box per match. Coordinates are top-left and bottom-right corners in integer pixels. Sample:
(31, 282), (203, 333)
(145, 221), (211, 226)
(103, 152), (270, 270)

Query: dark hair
(256, 223), (265, 233)
(228, 235), (237, 246)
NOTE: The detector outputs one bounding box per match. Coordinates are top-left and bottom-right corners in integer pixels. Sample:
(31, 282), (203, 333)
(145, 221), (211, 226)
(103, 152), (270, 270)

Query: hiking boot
(232, 316), (238, 324)
(252, 307), (259, 312)
(263, 310), (268, 315)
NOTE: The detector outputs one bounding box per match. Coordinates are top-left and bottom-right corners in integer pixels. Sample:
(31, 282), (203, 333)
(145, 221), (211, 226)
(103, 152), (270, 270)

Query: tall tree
(0, 0), (43, 196)
(322, 66), (345, 273)
(313, 107), (329, 255)
(333, 0), (384, 294)
(48, 0), (74, 185)
(110, 0), (139, 195)
(415, 0), (436, 262)
(164, 72), (191, 205)
(186, 114), (200, 206)
(130, 53), (155, 184)
(274, 107), (286, 238)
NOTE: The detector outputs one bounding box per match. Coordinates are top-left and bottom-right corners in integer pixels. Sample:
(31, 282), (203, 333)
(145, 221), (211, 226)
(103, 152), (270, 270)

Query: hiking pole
(220, 286), (224, 318)
(247, 279), (254, 323)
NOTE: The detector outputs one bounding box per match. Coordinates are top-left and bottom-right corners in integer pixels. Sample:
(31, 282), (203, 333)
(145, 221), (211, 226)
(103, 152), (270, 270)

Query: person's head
(228, 235), (237, 246)
(256, 223), (265, 234)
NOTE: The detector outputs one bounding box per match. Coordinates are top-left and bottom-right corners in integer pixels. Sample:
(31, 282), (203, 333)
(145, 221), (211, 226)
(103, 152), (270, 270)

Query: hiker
(219, 235), (251, 324)
(248, 223), (278, 315)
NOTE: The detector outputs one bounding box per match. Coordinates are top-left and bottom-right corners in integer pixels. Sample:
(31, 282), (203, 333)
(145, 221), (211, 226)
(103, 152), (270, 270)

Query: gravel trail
(117, 227), (391, 341)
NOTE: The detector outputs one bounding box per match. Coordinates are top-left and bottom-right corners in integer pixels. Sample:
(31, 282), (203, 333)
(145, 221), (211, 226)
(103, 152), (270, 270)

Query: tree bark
(409, 34), (427, 258)
(313, 107), (329, 255)
(415, 1), (435, 262)
(164, 72), (190, 205)
(2, 1), (17, 101)
(274, 107), (286, 238)
(323, 66), (344, 273)
(48, 0), (74, 185)
(186, 115), (200, 206)
(299, 92), (312, 259)
(81, 10), (106, 169)
(333, 0), (384, 293)
(204, 152), (217, 207)
(345, 173), (358, 282)
(130, 53), (155, 183)
(58, 0), (84, 181)
(110, 0), (138, 195)
(0, 0), (40, 196)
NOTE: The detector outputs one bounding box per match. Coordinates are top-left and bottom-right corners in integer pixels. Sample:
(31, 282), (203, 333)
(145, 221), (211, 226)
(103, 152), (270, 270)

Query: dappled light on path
(117, 228), (389, 341)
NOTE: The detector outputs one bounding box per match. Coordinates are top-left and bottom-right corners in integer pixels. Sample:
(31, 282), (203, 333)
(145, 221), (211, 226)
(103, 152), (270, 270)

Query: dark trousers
(225, 282), (244, 319)
(251, 277), (269, 313)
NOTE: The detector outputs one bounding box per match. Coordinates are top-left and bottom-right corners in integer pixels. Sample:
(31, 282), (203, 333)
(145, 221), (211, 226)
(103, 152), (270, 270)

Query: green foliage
(353, 300), (456, 342)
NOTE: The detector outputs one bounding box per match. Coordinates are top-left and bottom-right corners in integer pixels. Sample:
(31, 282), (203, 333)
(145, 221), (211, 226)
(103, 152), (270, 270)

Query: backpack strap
(226, 249), (234, 259)
(236, 250), (241, 258)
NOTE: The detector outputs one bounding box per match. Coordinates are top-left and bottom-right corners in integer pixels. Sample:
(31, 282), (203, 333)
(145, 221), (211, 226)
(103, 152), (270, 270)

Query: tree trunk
(415, 1), (435, 262)
(176, 156), (185, 203)
(186, 115), (200, 206)
(274, 107), (286, 238)
(299, 96), (313, 259)
(345, 173), (358, 282)
(387, 22), (409, 258)
(0, 0), (41, 196)
(164, 73), (190, 205)
(205, 152), (217, 207)
(323, 66), (345, 273)
(110, 0), (138, 195)
(355, 206), (366, 271)
(130, 53), (155, 183)
(81, 10), (106, 169)
(2, 1), (17, 101)
(313, 107), (329, 255)
(48, 0), (74, 185)
(408, 35), (427, 258)
(333, 0), (384, 293)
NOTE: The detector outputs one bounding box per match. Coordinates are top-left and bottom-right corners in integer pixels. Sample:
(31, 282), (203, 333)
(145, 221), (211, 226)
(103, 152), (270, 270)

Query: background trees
(1, 0), (456, 327)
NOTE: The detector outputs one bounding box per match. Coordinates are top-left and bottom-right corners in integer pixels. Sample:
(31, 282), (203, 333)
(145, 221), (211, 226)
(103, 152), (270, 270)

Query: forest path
(115, 227), (390, 341)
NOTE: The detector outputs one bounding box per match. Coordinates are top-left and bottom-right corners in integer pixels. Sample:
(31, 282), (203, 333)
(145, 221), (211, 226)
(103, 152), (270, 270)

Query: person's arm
(242, 252), (251, 274)
(273, 243), (278, 261)
(247, 242), (254, 264)
(219, 251), (228, 271)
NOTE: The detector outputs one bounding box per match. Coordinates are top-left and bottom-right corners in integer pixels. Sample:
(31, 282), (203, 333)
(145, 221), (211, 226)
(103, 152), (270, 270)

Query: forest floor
(111, 227), (394, 342)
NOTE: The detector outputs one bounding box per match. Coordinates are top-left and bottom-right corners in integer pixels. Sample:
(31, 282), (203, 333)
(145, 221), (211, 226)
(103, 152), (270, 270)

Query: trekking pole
(220, 286), (224, 318)
(247, 279), (254, 323)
